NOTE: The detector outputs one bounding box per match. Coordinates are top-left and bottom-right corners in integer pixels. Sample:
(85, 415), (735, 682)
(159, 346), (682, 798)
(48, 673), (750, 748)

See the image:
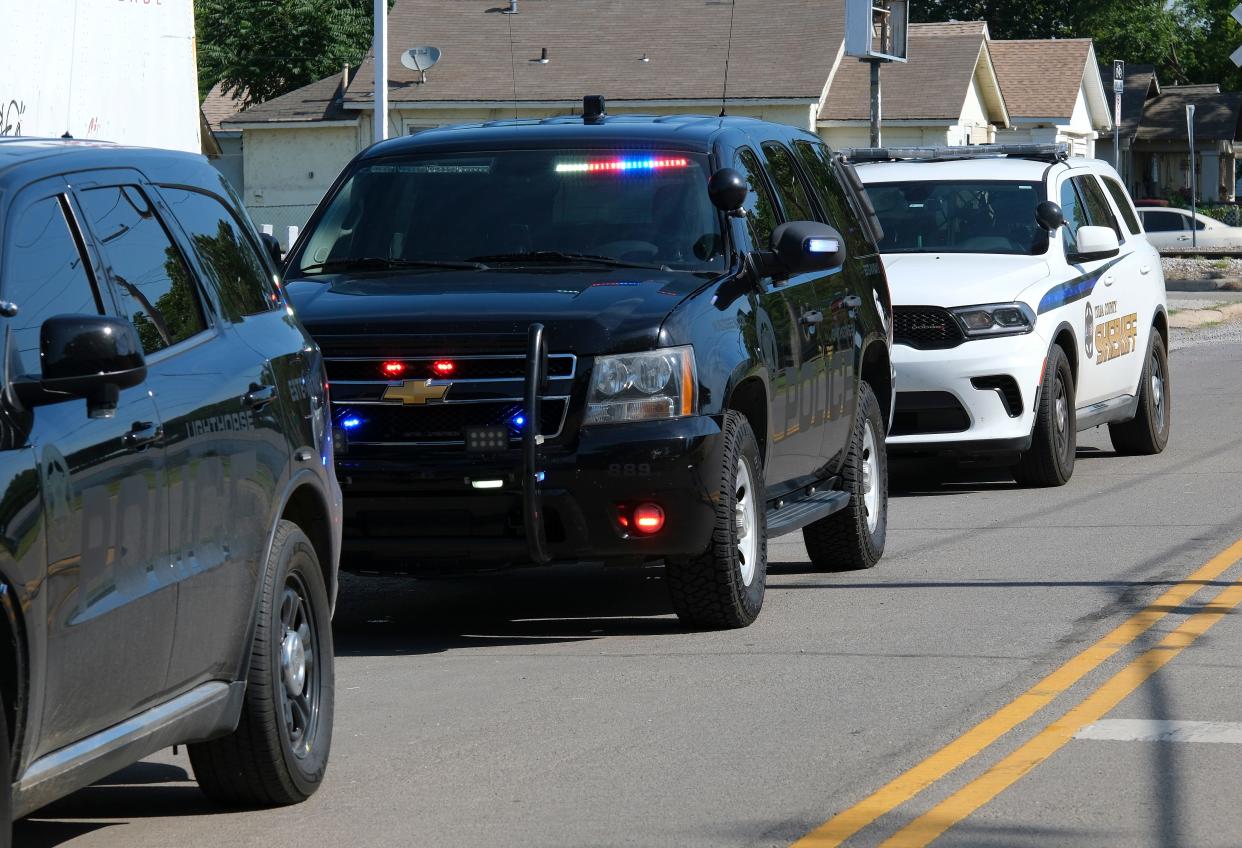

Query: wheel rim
(861, 420), (880, 534)
(1150, 351), (1166, 433)
(734, 456), (759, 587)
(278, 573), (320, 760)
(1054, 373), (1070, 459)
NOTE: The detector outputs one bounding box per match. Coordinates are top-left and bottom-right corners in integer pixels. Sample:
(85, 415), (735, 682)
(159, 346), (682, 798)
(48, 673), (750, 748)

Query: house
(989, 38), (1112, 157)
(226, 0), (843, 227)
(1131, 83), (1242, 203)
(201, 83), (248, 195)
(1094, 64), (1159, 192)
(818, 21), (1009, 149)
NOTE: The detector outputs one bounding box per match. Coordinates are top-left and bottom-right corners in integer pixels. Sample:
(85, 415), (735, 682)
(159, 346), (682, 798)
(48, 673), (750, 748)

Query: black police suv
(285, 101), (893, 629)
(0, 139), (341, 841)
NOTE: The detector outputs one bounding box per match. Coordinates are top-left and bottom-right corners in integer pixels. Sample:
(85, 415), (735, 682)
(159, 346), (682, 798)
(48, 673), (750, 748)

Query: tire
(190, 520), (335, 806)
(802, 382), (888, 571)
(1109, 328), (1171, 455)
(0, 691), (10, 848)
(1013, 346), (1076, 487)
(665, 410), (767, 629)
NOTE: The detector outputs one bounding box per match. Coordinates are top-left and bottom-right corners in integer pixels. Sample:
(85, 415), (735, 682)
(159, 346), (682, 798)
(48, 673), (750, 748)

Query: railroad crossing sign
(1232, 4), (1242, 66)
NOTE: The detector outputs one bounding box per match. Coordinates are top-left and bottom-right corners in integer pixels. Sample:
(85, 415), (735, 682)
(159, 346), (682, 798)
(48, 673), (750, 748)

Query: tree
(196, 0), (387, 107)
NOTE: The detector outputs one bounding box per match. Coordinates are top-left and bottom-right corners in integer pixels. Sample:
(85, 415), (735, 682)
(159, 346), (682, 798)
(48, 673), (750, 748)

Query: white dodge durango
(851, 144), (1170, 486)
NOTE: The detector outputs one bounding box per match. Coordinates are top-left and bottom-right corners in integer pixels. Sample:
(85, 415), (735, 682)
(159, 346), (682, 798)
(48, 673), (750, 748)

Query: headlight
(585, 346), (697, 425)
(950, 302), (1037, 338)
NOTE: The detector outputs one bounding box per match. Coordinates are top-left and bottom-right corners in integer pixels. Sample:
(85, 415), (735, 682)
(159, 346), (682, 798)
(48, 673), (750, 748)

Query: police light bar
(555, 157), (690, 174)
(842, 143), (1070, 164)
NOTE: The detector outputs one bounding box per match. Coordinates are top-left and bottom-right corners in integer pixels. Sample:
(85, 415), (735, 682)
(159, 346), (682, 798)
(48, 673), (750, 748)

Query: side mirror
(708, 168), (747, 214)
(1036, 200), (1065, 232)
(15, 315), (147, 415)
(260, 232), (285, 267)
(769, 221), (847, 276)
(1069, 225), (1120, 262)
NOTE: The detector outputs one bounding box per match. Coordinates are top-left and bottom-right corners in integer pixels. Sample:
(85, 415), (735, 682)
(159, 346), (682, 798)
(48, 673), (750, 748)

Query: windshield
(291, 150), (725, 276)
(866, 180), (1046, 255)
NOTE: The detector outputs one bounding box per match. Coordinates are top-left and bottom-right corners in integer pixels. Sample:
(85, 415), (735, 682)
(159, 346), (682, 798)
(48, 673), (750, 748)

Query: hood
(879, 253), (1052, 308)
(284, 268), (706, 355)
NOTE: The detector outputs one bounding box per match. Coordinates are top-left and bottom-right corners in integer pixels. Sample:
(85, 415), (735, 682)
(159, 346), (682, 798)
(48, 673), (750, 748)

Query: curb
(1164, 278), (1242, 292)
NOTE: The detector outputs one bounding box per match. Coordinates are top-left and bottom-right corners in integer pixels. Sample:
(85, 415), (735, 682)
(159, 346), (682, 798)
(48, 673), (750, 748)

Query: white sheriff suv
(848, 144), (1170, 486)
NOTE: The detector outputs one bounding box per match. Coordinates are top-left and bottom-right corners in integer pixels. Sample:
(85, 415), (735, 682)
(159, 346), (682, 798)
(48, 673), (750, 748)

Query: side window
(737, 148), (780, 250)
(1190, 214), (1207, 231)
(761, 142), (816, 222)
(1142, 211), (1185, 233)
(1059, 180), (1088, 255)
(77, 185), (208, 355)
(1072, 175), (1122, 240)
(2, 196), (102, 377)
(159, 187), (280, 319)
(1101, 177), (1142, 235)
(792, 140), (873, 258)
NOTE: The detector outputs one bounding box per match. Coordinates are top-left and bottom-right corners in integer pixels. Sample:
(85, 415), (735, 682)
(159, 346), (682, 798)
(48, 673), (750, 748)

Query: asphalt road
(17, 326), (1242, 848)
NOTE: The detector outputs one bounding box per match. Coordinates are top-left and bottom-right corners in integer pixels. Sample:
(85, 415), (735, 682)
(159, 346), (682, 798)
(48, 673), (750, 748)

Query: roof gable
(1137, 89), (1242, 142)
(990, 39), (1095, 120)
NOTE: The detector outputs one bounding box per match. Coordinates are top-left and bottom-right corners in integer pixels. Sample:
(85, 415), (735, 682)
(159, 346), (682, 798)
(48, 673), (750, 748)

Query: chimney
(506, 0), (518, 12)
(342, 63), (351, 88)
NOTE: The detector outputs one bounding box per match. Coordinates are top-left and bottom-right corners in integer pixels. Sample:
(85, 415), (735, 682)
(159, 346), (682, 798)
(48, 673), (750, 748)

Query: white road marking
(1076, 719), (1242, 744)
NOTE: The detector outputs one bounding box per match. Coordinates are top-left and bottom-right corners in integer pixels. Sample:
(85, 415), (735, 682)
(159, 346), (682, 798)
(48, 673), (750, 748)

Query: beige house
(818, 22), (1009, 149)
(989, 38), (1112, 157)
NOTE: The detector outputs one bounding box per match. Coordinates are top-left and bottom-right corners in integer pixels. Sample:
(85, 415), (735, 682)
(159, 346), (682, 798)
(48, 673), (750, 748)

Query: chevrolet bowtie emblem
(382, 379), (451, 405)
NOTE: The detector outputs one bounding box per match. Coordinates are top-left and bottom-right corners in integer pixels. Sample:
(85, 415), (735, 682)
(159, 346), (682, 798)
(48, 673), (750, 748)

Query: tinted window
(1141, 210), (1186, 233)
(761, 142), (816, 222)
(160, 187), (278, 319)
(866, 181), (1044, 255)
(737, 148), (780, 250)
(294, 150), (724, 275)
(1060, 180), (1088, 255)
(1101, 177), (1142, 235)
(3, 197), (101, 377)
(1073, 175), (1121, 239)
(78, 185), (207, 355)
(793, 140), (873, 258)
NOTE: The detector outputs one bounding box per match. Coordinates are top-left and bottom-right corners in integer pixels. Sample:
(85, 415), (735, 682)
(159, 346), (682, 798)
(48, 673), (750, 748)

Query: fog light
(632, 503), (665, 534)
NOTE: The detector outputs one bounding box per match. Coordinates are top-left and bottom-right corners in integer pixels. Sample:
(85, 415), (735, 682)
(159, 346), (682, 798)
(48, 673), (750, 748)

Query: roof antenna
(719, 0), (737, 117)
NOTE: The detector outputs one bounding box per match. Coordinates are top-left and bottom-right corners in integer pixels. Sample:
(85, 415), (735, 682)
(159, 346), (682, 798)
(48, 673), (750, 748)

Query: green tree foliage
(913, 0), (1242, 90)
(196, 0), (386, 106)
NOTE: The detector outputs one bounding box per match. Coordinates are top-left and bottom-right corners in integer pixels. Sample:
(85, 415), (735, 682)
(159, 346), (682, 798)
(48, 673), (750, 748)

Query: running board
(1076, 393), (1139, 431)
(766, 490), (850, 538)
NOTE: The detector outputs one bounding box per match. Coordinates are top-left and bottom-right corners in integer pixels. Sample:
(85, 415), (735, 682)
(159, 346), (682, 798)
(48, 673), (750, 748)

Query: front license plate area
(465, 425), (510, 453)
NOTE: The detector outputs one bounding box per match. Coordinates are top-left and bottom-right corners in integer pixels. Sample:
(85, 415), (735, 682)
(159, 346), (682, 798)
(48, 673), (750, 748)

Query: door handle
(800, 310), (824, 326)
(244, 383), (277, 411)
(834, 294), (863, 310)
(122, 421), (162, 451)
(1140, 264), (1151, 275)
(1103, 274), (1114, 286)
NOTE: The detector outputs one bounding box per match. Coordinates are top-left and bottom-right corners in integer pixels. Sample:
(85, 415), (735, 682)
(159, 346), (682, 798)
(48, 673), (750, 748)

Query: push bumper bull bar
(522, 322), (551, 564)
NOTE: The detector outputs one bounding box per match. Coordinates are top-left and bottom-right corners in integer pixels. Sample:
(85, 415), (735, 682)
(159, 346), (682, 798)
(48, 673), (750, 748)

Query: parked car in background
(852, 144), (1170, 486)
(0, 139), (341, 843)
(284, 101), (895, 630)
(1136, 207), (1242, 251)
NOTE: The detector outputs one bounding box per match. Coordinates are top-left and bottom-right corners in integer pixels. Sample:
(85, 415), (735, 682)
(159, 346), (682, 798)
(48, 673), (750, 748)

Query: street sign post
(1232, 4), (1242, 66)
(374, 0), (388, 142)
(1113, 60), (1124, 177)
(1188, 104), (1197, 249)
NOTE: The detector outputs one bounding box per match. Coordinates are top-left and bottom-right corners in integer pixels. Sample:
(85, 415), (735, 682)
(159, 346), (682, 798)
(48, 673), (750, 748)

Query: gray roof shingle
(223, 72), (353, 125)
(1136, 88), (1242, 142)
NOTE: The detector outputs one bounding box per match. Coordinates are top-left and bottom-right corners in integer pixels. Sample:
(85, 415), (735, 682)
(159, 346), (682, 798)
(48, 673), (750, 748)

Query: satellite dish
(401, 46), (442, 83)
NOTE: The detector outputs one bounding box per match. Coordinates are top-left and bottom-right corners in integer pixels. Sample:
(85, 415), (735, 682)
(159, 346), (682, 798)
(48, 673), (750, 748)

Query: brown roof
(909, 21), (989, 37)
(989, 39), (1092, 119)
(1136, 89), (1242, 143)
(341, 0), (841, 107)
(224, 72), (354, 125)
(202, 83), (247, 133)
(820, 26), (997, 122)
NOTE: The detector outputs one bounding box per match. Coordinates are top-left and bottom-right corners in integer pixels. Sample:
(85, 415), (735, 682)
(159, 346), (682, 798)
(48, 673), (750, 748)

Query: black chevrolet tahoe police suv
(0, 139), (340, 842)
(286, 102), (893, 630)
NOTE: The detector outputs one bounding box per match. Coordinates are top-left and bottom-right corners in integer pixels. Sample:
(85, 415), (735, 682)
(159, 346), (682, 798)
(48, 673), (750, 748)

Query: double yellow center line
(793, 536), (1242, 848)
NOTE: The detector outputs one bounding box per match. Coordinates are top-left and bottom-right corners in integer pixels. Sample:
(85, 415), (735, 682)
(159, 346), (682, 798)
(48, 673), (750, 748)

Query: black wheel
(190, 520), (334, 806)
(803, 381), (888, 571)
(1109, 328), (1171, 455)
(1013, 346), (1075, 487)
(0, 690), (10, 848)
(665, 410), (767, 629)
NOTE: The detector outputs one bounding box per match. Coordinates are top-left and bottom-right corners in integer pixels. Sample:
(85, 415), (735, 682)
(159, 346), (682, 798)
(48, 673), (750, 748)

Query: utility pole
(374, 0), (388, 143)
(867, 59), (884, 147)
(1187, 104), (1197, 250)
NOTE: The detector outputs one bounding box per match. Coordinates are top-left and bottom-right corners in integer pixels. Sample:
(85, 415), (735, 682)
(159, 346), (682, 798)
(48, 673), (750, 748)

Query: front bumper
(889, 331), (1046, 455)
(335, 415), (724, 570)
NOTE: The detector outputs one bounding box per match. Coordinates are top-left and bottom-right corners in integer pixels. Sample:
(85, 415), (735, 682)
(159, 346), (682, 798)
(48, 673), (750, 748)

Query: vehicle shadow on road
(888, 457), (1019, 497)
(332, 566), (684, 657)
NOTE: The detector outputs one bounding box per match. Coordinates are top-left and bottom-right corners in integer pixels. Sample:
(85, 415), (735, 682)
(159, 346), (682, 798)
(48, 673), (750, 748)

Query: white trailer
(0, 0), (200, 152)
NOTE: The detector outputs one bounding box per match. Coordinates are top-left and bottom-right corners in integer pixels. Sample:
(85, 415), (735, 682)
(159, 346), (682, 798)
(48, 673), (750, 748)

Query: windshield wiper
(466, 251), (667, 270)
(298, 256), (489, 274)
